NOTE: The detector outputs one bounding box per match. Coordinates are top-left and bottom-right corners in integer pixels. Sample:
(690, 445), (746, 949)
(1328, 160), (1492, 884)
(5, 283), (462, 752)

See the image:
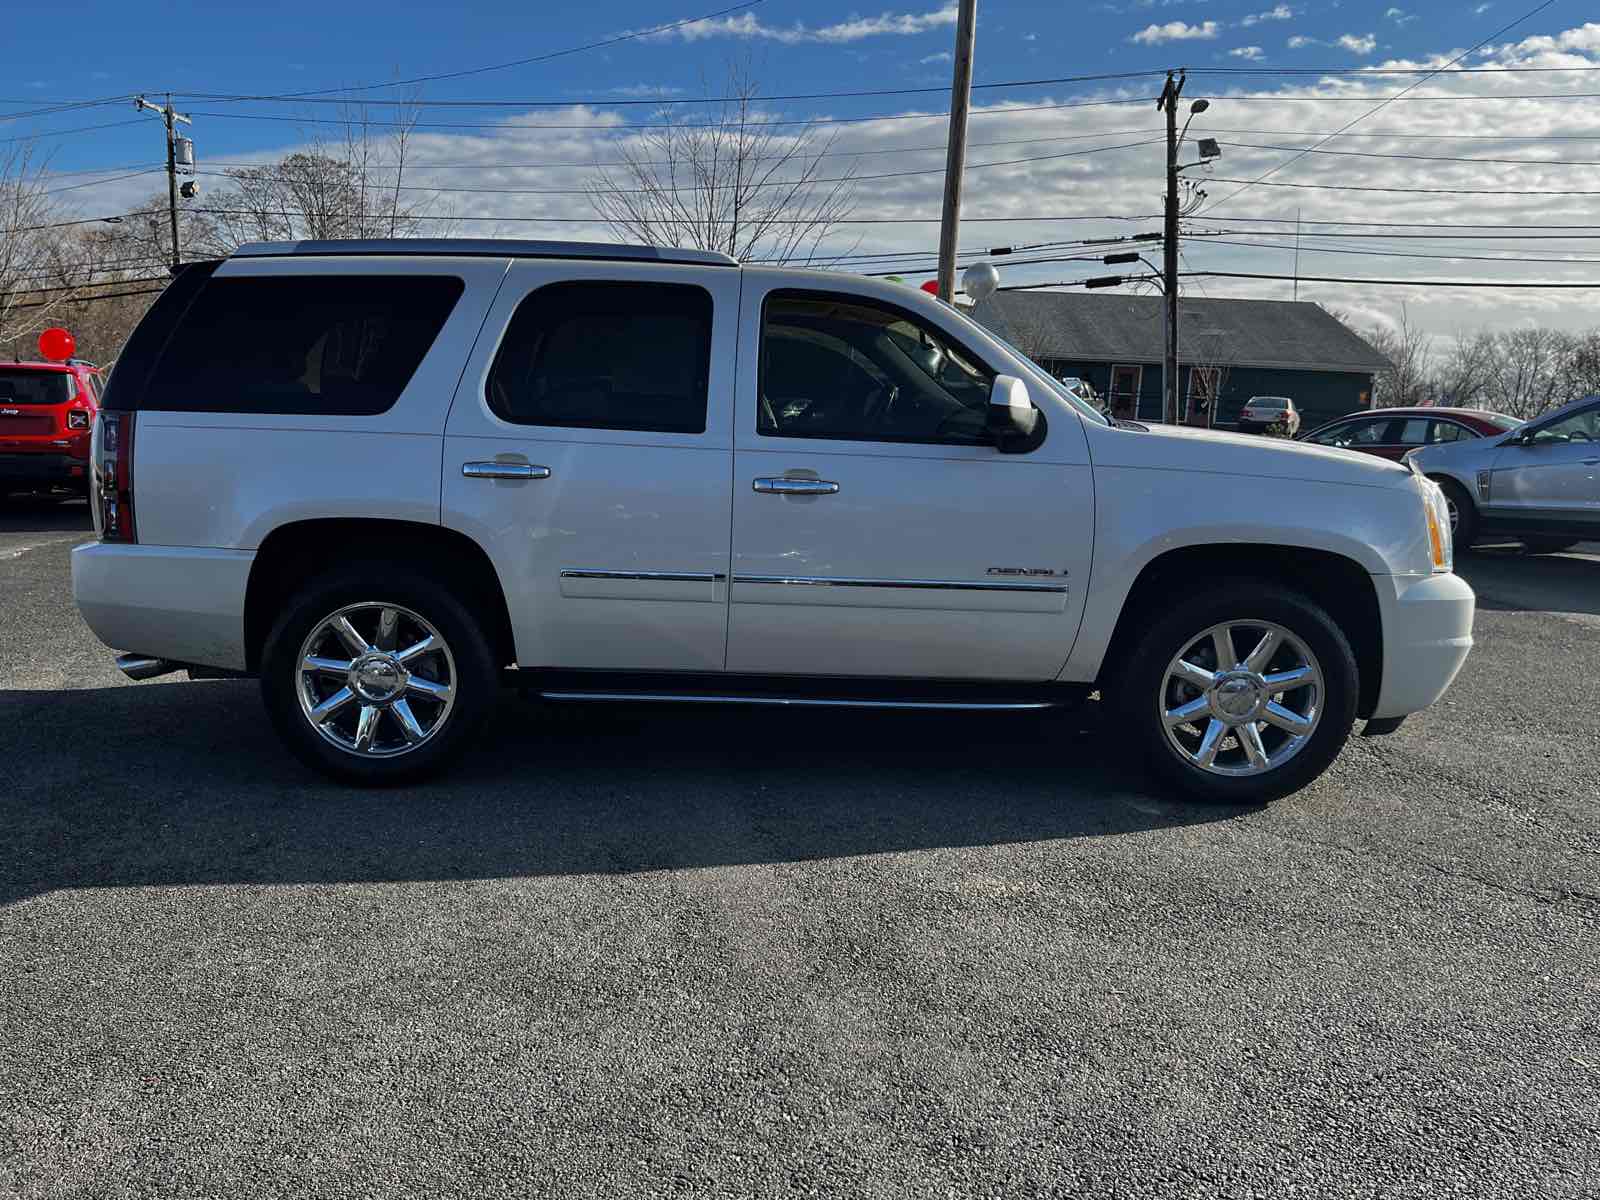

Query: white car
(72, 239), (1473, 803)
(1406, 392), (1600, 554)
(1238, 395), (1301, 436)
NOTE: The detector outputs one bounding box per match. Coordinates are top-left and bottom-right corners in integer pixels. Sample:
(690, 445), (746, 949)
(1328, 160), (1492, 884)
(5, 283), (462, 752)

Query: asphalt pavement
(2, 499), (1597, 1199)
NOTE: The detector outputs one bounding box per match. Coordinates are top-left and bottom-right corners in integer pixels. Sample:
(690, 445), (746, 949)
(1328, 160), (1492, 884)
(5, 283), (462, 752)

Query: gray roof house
(969, 292), (1390, 428)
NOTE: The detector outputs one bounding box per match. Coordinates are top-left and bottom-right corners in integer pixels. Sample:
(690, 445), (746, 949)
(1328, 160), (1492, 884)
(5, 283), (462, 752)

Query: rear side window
(487, 281), (712, 434)
(141, 274), (464, 416)
(0, 369), (71, 405)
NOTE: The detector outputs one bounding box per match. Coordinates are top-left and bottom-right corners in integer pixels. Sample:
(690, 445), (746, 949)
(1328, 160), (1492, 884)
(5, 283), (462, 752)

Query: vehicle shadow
(1458, 544), (1600, 618)
(0, 679), (1240, 906)
(0, 495), (92, 535)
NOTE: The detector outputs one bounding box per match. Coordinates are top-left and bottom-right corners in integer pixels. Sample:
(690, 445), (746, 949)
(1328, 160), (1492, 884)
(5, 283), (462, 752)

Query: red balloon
(920, 280), (940, 295)
(38, 327), (75, 361)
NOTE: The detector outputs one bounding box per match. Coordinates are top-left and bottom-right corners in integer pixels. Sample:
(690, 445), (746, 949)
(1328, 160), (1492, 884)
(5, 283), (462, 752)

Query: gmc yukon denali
(72, 239), (1474, 802)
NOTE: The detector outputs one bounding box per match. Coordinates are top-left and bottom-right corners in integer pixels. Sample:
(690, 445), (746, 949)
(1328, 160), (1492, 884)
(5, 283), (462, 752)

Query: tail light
(96, 410), (137, 542)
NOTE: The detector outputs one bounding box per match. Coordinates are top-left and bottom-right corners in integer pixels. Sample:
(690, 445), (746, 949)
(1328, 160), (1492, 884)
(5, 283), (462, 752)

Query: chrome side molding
(560, 570), (725, 584)
(732, 573), (1068, 594)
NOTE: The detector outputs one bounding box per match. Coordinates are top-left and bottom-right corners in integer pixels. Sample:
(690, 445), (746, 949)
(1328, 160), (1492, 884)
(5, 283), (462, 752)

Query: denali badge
(987, 566), (1060, 577)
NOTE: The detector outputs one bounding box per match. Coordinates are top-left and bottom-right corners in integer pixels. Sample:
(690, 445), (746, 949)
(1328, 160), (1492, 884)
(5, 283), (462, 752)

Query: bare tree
(1184, 324), (1236, 428)
(588, 57), (857, 264)
(195, 94), (440, 255)
(0, 143), (66, 349)
(1365, 304), (1434, 408)
(1485, 326), (1569, 420)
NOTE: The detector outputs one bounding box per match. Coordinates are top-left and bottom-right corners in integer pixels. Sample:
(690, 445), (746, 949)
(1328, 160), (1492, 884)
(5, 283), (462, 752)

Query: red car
(1298, 406), (1520, 461)
(0, 358), (104, 500)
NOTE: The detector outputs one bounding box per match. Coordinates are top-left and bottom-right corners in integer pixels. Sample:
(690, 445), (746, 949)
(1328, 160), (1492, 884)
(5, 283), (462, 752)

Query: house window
(1109, 364), (1142, 419)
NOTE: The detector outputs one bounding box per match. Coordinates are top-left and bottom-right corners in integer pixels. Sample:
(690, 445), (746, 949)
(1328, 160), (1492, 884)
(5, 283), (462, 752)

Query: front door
(1109, 364), (1142, 421)
(725, 283), (1093, 681)
(442, 260), (740, 673)
(1487, 399), (1600, 533)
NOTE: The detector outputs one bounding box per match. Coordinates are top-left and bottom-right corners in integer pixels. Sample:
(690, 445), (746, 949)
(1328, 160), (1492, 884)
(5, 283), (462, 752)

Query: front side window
(488, 281), (712, 434)
(1527, 402), (1600, 444)
(759, 292), (995, 445)
(143, 274), (464, 416)
(1309, 418), (1389, 446)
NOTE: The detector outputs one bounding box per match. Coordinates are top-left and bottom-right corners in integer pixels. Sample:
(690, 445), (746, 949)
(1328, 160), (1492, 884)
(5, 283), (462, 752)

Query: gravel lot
(3, 499), (1597, 1199)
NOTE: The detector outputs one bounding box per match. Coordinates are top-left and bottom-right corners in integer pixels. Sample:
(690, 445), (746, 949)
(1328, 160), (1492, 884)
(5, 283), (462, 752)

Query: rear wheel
(260, 564), (498, 785)
(1117, 581), (1359, 804)
(1434, 478), (1477, 550)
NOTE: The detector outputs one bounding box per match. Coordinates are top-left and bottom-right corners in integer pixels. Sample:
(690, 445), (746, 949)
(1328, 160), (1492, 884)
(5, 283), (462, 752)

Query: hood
(1093, 421), (1414, 488)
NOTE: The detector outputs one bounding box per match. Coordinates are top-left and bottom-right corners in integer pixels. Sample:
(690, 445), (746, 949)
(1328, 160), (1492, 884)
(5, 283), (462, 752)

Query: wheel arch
(1097, 543), (1384, 719)
(243, 518), (516, 673)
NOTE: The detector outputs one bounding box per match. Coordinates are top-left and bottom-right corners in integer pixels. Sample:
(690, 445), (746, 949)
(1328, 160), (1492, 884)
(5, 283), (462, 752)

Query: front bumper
(1370, 571), (1476, 720)
(72, 542), (255, 672)
(0, 451), (90, 486)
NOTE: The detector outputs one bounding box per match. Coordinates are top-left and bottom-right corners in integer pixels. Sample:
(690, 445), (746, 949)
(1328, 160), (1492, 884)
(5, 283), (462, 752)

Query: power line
(1194, 64), (1600, 77)
(1217, 140), (1600, 168)
(39, 168), (164, 197)
(1189, 236), (1600, 266)
(1187, 270), (1600, 289)
(185, 207), (1164, 226)
(1, 275), (169, 303)
(0, 117), (147, 145)
(1201, 176), (1600, 196)
(178, 71), (1169, 108)
(5, 285), (166, 312)
(187, 137), (1161, 197)
(1200, 0), (1562, 216)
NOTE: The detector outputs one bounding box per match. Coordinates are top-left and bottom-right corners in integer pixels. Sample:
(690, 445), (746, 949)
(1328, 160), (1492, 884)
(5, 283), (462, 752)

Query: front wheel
(1117, 581), (1359, 804)
(260, 565), (498, 785)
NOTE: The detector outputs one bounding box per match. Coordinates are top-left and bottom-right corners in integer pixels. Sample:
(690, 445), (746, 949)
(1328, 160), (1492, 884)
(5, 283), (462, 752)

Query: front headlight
(1421, 480), (1453, 574)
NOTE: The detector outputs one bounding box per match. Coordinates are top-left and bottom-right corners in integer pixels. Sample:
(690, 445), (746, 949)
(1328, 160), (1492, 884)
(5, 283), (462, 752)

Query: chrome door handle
(753, 477), (839, 495)
(462, 461), (551, 480)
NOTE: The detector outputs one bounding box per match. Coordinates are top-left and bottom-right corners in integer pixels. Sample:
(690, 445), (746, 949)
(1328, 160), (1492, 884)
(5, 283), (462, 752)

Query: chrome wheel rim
(296, 602), (457, 759)
(1160, 619), (1324, 778)
(1444, 494), (1460, 533)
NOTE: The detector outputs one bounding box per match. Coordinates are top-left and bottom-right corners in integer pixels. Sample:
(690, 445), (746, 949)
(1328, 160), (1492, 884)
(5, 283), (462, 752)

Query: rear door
(442, 261), (740, 673)
(723, 280), (1092, 681)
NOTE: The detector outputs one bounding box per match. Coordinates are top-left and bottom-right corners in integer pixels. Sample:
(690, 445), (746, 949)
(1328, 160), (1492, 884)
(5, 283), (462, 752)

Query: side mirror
(988, 374), (1039, 451)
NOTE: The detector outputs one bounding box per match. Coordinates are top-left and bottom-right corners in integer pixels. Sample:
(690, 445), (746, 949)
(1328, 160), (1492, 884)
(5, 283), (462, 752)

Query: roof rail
(230, 238), (738, 268)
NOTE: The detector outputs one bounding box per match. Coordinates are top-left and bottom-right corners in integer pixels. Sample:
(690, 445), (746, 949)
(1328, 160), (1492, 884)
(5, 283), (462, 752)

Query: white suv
(72, 239), (1473, 802)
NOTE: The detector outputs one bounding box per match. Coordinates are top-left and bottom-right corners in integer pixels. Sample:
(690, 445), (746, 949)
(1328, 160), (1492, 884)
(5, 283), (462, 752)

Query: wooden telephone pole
(935, 0), (978, 302)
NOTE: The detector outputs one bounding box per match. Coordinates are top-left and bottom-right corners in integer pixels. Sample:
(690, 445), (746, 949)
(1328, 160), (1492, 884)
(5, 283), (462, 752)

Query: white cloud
(1023, 32), (1038, 41)
(919, 50), (952, 64)
(1287, 34), (1315, 48)
(1230, 45), (1266, 60)
(1336, 32), (1377, 53)
(1473, 2), (1492, 11)
(654, 5), (959, 44)
(1240, 6), (1293, 28)
(1384, 6), (1417, 24)
(1130, 19), (1219, 44)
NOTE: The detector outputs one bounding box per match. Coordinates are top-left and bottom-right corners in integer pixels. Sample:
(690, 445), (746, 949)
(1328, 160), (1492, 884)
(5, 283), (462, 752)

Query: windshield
(950, 310), (1111, 426)
(1485, 413), (1523, 432)
(0, 369), (72, 406)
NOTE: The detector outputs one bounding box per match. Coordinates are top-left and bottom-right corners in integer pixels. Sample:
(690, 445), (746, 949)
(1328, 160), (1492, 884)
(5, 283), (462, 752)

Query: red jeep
(0, 358), (104, 501)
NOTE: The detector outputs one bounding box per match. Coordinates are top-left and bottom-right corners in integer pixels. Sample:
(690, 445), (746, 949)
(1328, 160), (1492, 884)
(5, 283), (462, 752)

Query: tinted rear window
(487, 281), (712, 434)
(0, 369), (71, 406)
(141, 274), (464, 416)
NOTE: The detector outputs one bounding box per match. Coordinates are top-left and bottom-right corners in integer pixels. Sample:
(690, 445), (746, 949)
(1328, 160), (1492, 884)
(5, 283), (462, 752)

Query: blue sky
(7, 0), (1544, 170)
(6, 2), (1599, 335)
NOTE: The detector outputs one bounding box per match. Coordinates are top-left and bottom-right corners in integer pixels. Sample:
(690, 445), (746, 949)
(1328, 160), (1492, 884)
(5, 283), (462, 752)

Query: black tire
(1434, 478), (1477, 550)
(1116, 580), (1359, 805)
(1521, 537), (1578, 555)
(260, 563), (498, 785)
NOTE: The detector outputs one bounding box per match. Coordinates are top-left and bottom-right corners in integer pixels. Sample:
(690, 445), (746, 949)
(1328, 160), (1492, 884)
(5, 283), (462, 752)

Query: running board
(538, 690), (1059, 712)
(517, 669), (1086, 712)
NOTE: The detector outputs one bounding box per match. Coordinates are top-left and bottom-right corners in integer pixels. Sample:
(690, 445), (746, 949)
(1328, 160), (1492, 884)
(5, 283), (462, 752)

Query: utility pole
(935, 0), (977, 303)
(1158, 70), (1184, 425)
(135, 95), (192, 271)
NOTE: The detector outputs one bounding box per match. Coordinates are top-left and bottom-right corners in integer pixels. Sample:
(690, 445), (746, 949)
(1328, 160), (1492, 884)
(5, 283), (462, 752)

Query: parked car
(1406, 392), (1600, 553)
(0, 358), (103, 500)
(1299, 407), (1519, 461)
(1238, 395), (1301, 436)
(71, 239), (1473, 804)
